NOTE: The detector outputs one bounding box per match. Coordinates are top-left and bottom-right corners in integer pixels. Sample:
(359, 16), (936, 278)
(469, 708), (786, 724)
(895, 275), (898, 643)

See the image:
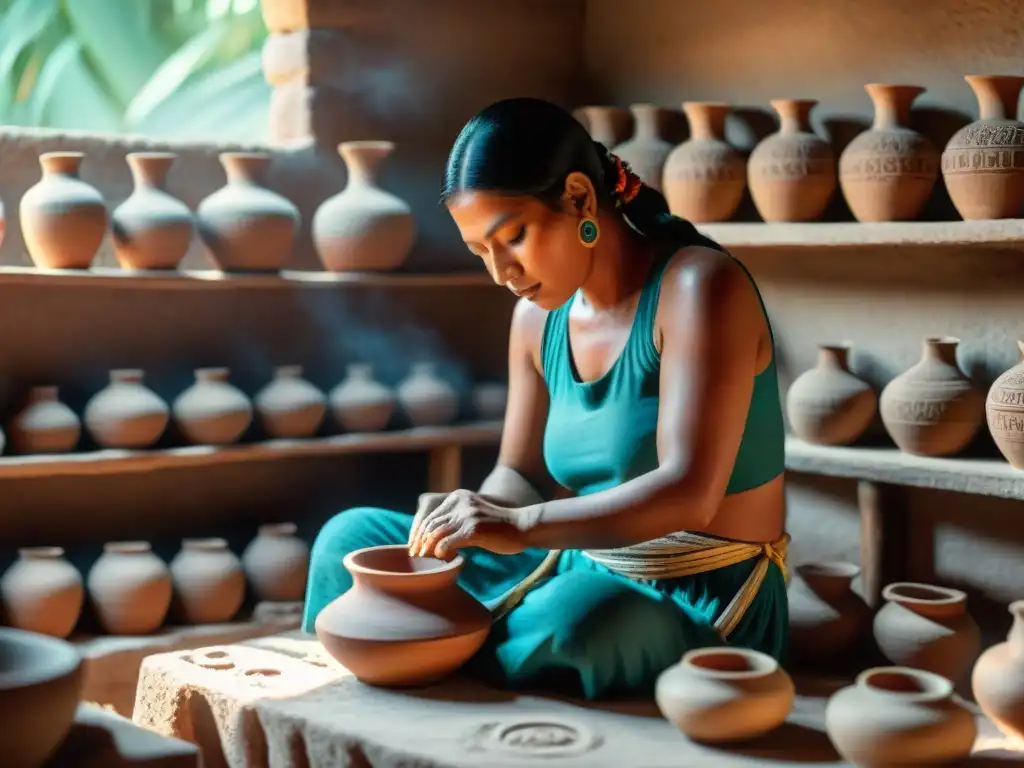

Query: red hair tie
(610, 154), (643, 207)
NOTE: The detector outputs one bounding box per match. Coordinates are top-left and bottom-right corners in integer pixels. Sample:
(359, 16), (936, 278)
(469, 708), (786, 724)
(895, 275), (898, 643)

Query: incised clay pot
(825, 666), (977, 767)
(315, 544), (491, 686)
(241, 522), (310, 602)
(472, 381), (508, 421)
(611, 104), (674, 191)
(879, 336), (985, 457)
(873, 581), (981, 683)
(196, 152), (299, 271)
(329, 363), (395, 432)
(86, 541), (172, 635)
(312, 141), (415, 272)
(0, 547), (83, 638)
(839, 84), (939, 222)
(986, 340), (1024, 469)
(654, 647), (794, 743)
(20, 151), (108, 269)
(84, 369), (169, 449)
(397, 362), (458, 427)
(748, 99), (836, 222)
(788, 562), (872, 667)
(941, 75), (1024, 220)
(169, 538), (245, 624)
(254, 365), (326, 439)
(173, 367), (253, 445)
(0, 628), (84, 768)
(579, 105), (631, 148)
(8, 386), (81, 454)
(786, 344), (877, 446)
(662, 102), (746, 223)
(112, 152), (193, 270)
(972, 599), (1024, 741)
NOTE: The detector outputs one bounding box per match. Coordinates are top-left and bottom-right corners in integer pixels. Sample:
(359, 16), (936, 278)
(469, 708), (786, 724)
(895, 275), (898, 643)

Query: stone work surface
(48, 704), (198, 767)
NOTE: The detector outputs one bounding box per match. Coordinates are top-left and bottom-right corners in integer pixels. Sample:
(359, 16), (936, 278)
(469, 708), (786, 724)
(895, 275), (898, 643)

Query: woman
(303, 97), (788, 700)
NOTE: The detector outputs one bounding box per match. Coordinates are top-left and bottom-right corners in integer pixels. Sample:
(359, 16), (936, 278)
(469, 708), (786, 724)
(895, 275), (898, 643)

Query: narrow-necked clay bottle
(169, 538), (245, 624)
(579, 105), (631, 148)
(312, 141), (415, 272)
(8, 386), (81, 454)
(196, 152), (299, 271)
(397, 363), (458, 427)
(879, 336), (985, 456)
(86, 541), (171, 635)
(748, 99), (836, 222)
(786, 344), (877, 446)
(839, 84), (939, 222)
(941, 75), (1024, 220)
(241, 523), (309, 603)
(112, 152), (193, 270)
(662, 102), (746, 223)
(254, 365), (326, 439)
(972, 599), (1024, 741)
(84, 369), (169, 449)
(612, 104), (674, 191)
(987, 340), (1024, 469)
(788, 562), (872, 667)
(329, 363), (395, 432)
(0, 547), (83, 638)
(172, 368), (253, 445)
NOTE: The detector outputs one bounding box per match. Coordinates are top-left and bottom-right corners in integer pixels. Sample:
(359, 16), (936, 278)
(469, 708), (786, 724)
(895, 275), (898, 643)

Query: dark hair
(442, 97), (719, 251)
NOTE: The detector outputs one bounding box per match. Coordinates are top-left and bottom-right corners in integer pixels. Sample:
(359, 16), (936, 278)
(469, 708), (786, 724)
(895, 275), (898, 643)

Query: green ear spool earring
(578, 217), (600, 248)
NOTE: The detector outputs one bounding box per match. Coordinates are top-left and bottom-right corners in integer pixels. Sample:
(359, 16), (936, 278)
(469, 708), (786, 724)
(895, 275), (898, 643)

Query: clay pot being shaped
(788, 562), (872, 668)
(662, 102), (746, 223)
(84, 369), (169, 449)
(329, 363), (396, 432)
(197, 152), (299, 271)
(8, 386), (80, 454)
(654, 647), (795, 743)
(0, 628), (84, 768)
(86, 541), (171, 635)
(748, 99), (836, 222)
(579, 105), (631, 148)
(972, 599), (1024, 741)
(254, 365), (326, 439)
(879, 336), (985, 457)
(472, 382), (508, 421)
(873, 582), (981, 683)
(987, 341), (1024, 469)
(20, 152), (107, 269)
(312, 141), (415, 272)
(241, 522), (310, 602)
(169, 538), (245, 624)
(839, 84), (939, 222)
(173, 368), (253, 445)
(397, 362), (459, 427)
(0, 547), (83, 638)
(611, 104), (674, 191)
(826, 666), (976, 767)
(786, 344), (877, 446)
(315, 544), (491, 686)
(941, 75), (1024, 220)
(112, 152), (193, 270)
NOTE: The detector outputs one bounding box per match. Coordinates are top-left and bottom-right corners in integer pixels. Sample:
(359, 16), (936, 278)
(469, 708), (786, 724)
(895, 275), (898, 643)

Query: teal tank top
(540, 249), (785, 497)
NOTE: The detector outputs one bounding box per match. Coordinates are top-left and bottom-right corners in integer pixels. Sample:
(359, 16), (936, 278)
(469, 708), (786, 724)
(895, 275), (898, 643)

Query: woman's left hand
(408, 489), (541, 559)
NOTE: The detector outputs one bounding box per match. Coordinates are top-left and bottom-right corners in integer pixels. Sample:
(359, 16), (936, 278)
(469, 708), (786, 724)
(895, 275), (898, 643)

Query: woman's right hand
(408, 492), (449, 550)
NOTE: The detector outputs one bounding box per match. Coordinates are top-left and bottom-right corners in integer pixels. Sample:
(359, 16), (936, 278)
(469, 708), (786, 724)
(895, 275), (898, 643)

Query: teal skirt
(302, 506), (788, 700)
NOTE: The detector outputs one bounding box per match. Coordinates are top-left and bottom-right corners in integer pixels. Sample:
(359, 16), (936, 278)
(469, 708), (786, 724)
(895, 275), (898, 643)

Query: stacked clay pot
(973, 600), (1024, 742)
(84, 369), (169, 449)
(396, 363), (458, 427)
(329, 363), (396, 432)
(612, 104), (674, 191)
(254, 365), (326, 439)
(788, 562), (872, 668)
(986, 341), (1024, 469)
(786, 344), (877, 446)
(87, 541), (172, 635)
(7, 387), (80, 454)
(0, 547), (83, 638)
(172, 368), (253, 445)
(169, 538), (245, 624)
(241, 523), (310, 603)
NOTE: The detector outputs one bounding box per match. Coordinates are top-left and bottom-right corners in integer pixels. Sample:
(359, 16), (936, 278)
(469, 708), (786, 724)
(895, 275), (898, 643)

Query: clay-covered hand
(408, 489), (541, 559)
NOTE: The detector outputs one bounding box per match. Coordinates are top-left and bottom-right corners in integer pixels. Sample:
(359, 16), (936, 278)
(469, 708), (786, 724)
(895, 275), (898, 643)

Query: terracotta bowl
(0, 627), (84, 768)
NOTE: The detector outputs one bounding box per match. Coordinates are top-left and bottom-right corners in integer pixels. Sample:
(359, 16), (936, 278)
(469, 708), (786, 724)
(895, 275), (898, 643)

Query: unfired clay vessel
(86, 541), (171, 635)
(662, 102), (746, 223)
(825, 666), (977, 767)
(0, 547), (83, 638)
(654, 647), (794, 743)
(8, 386), (80, 454)
(197, 152), (299, 271)
(241, 522), (310, 602)
(84, 369), (169, 449)
(879, 337), (985, 457)
(788, 562), (872, 667)
(329, 363), (396, 432)
(873, 581), (981, 683)
(972, 599), (1024, 741)
(173, 368), (253, 445)
(786, 344), (877, 446)
(748, 99), (836, 222)
(839, 84), (939, 222)
(941, 75), (1024, 220)
(579, 105), (631, 148)
(472, 382), (508, 421)
(312, 141), (415, 272)
(315, 544), (491, 686)
(397, 362), (458, 427)
(112, 152), (193, 270)
(254, 365), (326, 439)
(611, 104), (674, 191)
(169, 538), (245, 624)
(20, 152), (107, 269)
(986, 341), (1024, 469)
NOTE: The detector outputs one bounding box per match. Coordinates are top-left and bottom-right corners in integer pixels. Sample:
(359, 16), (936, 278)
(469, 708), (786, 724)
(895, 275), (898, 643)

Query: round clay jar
(87, 541), (172, 635)
(986, 341), (1024, 469)
(786, 344), (877, 446)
